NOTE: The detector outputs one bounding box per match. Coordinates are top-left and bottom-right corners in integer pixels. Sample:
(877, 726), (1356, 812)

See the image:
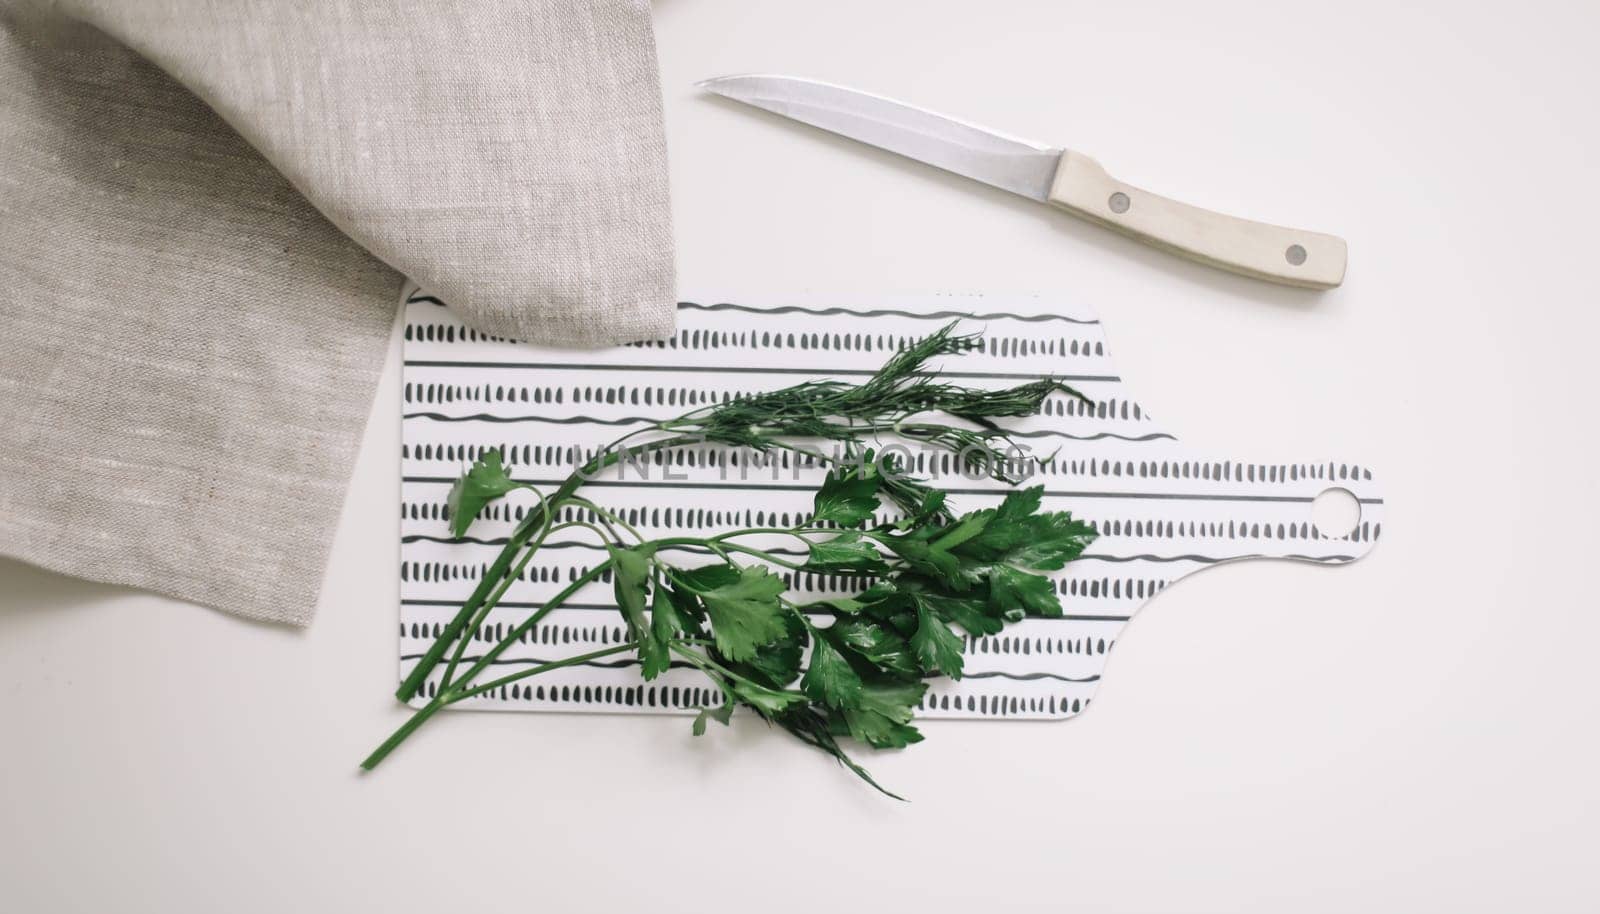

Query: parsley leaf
(692, 701), (734, 736)
(737, 611), (807, 688)
(880, 507), (998, 589)
(910, 603), (966, 678)
(917, 589), (1007, 636)
(805, 595), (868, 614)
(675, 563), (742, 591)
(827, 618), (919, 676)
(953, 486), (1097, 571)
(987, 564), (1061, 618)
(800, 631), (864, 709)
(842, 680), (927, 749)
(445, 450), (525, 537)
(731, 679), (807, 717)
(644, 588), (690, 678)
(774, 708), (906, 800)
(608, 545), (652, 632)
(695, 565), (789, 662)
(953, 486), (1039, 558)
(805, 533), (889, 573)
(811, 466), (881, 526)
(881, 533), (965, 587)
(608, 545), (668, 679)
(1003, 511), (1097, 570)
(660, 582), (706, 637)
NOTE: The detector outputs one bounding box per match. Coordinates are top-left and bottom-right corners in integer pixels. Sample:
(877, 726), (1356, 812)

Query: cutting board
(399, 289), (1383, 719)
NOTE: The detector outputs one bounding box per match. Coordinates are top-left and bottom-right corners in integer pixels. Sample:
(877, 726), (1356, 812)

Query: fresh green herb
(363, 323), (1096, 795)
(444, 450), (525, 538)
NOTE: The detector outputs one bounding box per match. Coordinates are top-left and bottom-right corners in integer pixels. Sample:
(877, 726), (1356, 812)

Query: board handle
(1046, 151), (1347, 289)
(1216, 462), (1384, 566)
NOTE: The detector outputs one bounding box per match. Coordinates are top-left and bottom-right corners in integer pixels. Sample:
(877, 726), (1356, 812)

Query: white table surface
(4, 1), (1598, 911)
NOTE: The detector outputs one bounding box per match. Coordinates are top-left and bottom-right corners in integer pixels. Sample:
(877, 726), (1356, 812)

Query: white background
(3, 1), (1597, 910)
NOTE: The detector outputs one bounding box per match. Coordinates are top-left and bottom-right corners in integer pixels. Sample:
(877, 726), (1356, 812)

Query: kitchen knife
(698, 74), (1346, 289)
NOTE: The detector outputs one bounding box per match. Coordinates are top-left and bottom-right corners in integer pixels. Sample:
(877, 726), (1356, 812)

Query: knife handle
(1046, 152), (1346, 289)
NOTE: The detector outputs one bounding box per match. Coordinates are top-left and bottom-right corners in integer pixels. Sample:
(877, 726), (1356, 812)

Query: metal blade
(698, 75), (1063, 202)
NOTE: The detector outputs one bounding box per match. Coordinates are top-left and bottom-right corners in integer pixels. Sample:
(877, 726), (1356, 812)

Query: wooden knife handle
(1046, 151), (1347, 289)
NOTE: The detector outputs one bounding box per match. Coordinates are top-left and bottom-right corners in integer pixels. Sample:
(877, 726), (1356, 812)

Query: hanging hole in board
(1311, 487), (1361, 539)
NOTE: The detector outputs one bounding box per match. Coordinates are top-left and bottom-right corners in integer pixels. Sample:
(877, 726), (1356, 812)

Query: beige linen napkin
(0, 1), (675, 625)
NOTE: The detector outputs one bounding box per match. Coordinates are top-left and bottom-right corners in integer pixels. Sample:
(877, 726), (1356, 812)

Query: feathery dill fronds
(671, 323), (1084, 483)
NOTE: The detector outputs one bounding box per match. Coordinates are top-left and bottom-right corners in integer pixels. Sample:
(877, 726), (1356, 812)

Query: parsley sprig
(364, 324), (1097, 795)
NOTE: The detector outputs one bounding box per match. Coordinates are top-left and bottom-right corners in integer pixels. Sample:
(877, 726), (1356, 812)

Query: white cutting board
(398, 289), (1383, 719)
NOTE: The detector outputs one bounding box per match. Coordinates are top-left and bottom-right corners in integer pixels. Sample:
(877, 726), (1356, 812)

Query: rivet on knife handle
(1047, 152), (1347, 289)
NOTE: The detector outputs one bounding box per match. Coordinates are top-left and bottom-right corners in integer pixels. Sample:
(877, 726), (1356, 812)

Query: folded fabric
(0, 1), (675, 625)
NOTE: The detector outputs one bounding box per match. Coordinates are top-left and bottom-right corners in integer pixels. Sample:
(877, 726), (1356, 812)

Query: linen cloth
(0, 1), (675, 625)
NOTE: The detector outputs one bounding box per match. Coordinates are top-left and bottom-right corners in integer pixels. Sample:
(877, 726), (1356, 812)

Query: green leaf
(636, 639), (670, 682)
(812, 467), (881, 526)
(841, 680), (927, 749)
(954, 486), (1041, 557)
(930, 509), (994, 552)
(675, 562), (742, 592)
(910, 604), (966, 678)
(987, 564), (1062, 618)
(646, 585), (684, 637)
(880, 507), (1000, 590)
(731, 678), (807, 717)
(773, 708), (903, 800)
(698, 566), (790, 662)
(893, 488), (948, 530)
(1003, 511), (1098, 571)
(860, 679), (928, 721)
(664, 581), (708, 635)
(608, 545), (653, 634)
(650, 587), (688, 642)
(805, 596), (867, 615)
(827, 618), (919, 676)
(739, 611), (807, 688)
(882, 535), (964, 588)
(805, 533), (888, 572)
(842, 711), (925, 750)
(801, 632), (864, 709)
(640, 589), (688, 680)
(995, 483), (1044, 520)
(950, 487), (1097, 571)
(918, 590), (1006, 636)
(692, 701), (734, 736)
(853, 581), (899, 604)
(608, 545), (668, 679)
(445, 450), (525, 537)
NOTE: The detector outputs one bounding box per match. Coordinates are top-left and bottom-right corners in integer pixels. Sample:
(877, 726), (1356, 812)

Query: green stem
(448, 560), (615, 691)
(437, 520), (603, 692)
(451, 643), (638, 700)
(362, 643), (639, 770)
(360, 697), (447, 771)
(714, 526), (836, 541)
(717, 542), (806, 570)
(763, 440), (844, 468)
(568, 496), (646, 543)
(647, 532), (892, 575)
(396, 433), (699, 702)
(705, 541), (739, 567)
(438, 513), (564, 692)
(669, 643), (805, 698)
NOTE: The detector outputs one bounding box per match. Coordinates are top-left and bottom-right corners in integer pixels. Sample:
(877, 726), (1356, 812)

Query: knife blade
(698, 74), (1346, 289)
